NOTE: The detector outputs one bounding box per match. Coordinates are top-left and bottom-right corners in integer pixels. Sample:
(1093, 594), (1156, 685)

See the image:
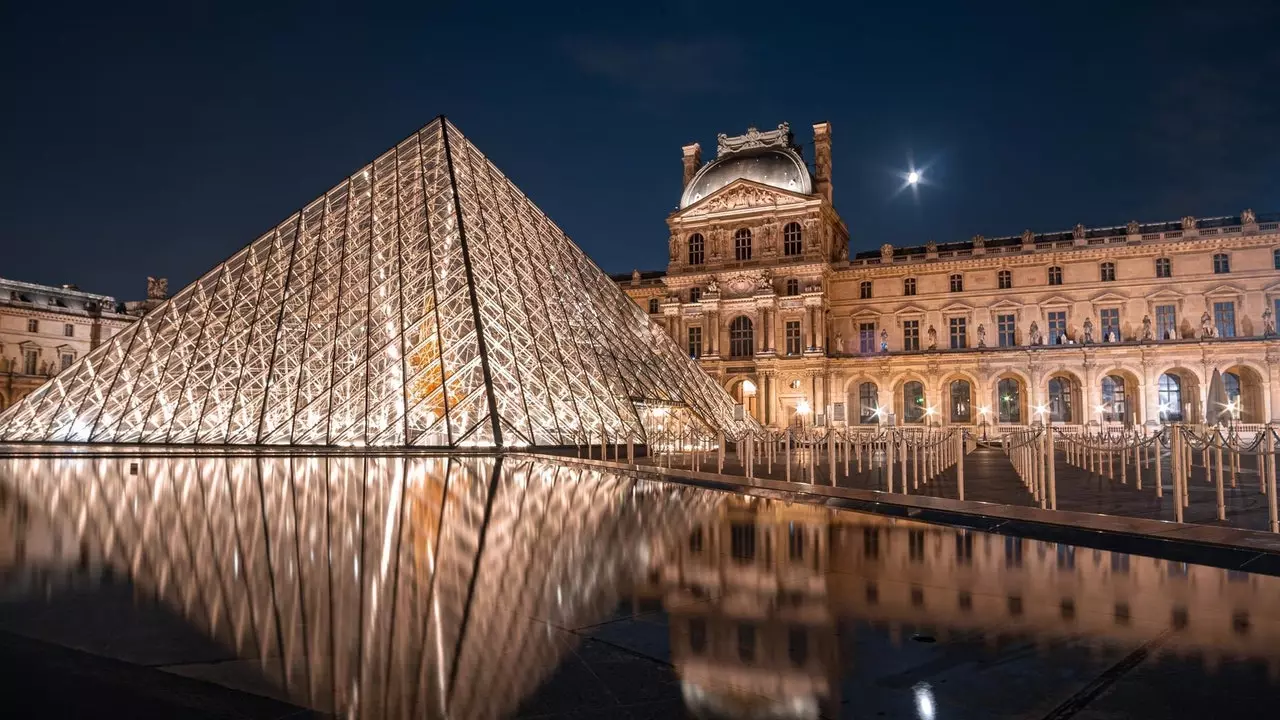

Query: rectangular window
(27, 319), (38, 333)
(1156, 304), (1177, 340)
(949, 317), (967, 349)
(785, 321), (802, 356)
(63, 323), (74, 337)
(902, 320), (919, 351)
(60, 353), (74, 371)
(1100, 308), (1120, 342)
(1155, 257), (1171, 278)
(687, 326), (702, 359)
(1213, 253), (1230, 274)
(949, 274), (964, 292)
(23, 350), (38, 375)
(1048, 311), (1067, 344)
(997, 314), (1016, 347)
(1214, 301), (1236, 338)
(859, 322), (876, 353)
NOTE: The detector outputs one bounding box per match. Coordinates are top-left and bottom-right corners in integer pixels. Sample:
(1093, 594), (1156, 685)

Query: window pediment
(1037, 294), (1074, 308)
(676, 178), (810, 218)
(940, 301), (974, 314)
(895, 303), (928, 316)
(1204, 283), (1243, 298)
(1090, 291), (1128, 305)
(988, 298), (1021, 311)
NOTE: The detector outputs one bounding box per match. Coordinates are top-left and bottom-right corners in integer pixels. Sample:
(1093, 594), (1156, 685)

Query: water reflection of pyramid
(0, 118), (744, 447)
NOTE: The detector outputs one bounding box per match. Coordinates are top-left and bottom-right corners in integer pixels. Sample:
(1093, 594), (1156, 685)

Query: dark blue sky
(3, 1), (1278, 301)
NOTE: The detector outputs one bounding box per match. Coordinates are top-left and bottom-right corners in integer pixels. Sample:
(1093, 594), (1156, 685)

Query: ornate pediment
(1089, 291), (1129, 305)
(719, 269), (772, 297)
(1038, 294), (1075, 307)
(680, 179), (808, 217)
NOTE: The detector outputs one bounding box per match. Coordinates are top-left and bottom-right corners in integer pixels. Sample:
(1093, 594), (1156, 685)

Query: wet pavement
(2, 451), (1280, 718)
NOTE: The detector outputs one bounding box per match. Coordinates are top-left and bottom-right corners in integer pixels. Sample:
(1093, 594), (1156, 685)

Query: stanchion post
(886, 432), (896, 493)
(957, 430), (965, 501)
(1046, 425), (1057, 510)
(1267, 427), (1278, 533)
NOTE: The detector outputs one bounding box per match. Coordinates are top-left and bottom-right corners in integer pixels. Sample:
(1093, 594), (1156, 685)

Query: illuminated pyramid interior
(0, 118), (748, 448)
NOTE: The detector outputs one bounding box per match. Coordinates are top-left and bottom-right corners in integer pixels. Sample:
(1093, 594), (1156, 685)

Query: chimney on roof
(681, 143), (702, 189)
(812, 122), (832, 203)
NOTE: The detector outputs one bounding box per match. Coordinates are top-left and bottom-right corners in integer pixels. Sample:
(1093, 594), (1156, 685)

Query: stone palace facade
(616, 122), (1280, 429)
(0, 278), (141, 410)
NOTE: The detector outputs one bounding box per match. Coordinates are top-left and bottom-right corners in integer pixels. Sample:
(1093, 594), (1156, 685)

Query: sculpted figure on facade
(880, 243), (894, 261)
(146, 276), (168, 300)
(976, 323), (987, 348)
(706, 278), (719, 294)
(1126, 220), (1140, 235)
(1264, 306), (1275, 337)
(1028, 321), (1043, 346)
(1182, 215), (1197, 231)
(1242, 208), (1257, 225)
(757, 269), (772, 290)
(971, 234), (985, 250)
(1073, 223), (1086, 240)
(1141, 314), (1154, 341)
(926, 324), (938, 350)
(926, 239), (938, 255)
(1020, 229), (1035, 246)
(880, 328), (889, 352)
(1082, 318), (1094, 344)
(1200, 311), (1214, 338)
(834, 331), (843, 354)
(668, 235), (680, 262)
(630, 269), (641, 285)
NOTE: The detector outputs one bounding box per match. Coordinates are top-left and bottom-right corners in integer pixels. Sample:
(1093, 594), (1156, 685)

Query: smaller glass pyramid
(0, 118), (752, 448)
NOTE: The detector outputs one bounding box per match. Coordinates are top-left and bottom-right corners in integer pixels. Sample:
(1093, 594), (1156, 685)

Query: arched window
(1048, 266), (1063, 286)
(687, 233), (704, 265)
(1100, 262), (1115, 282)
(1155, 257), (1172, 278)
(903, 381), (925, 424)
(903, 277), (916, 296)
(734, 229), (753, 261)
(859, 281), (872, 299)
(858, 383), (879, 424)
(647, 298), (659, 314)
(729, 316), (754, 357)
(949, 274), (964, 292)
(1158, 373), (1182, 421)
(1048, 377), (1073, 423)
(1224, 372), (1241, 419)
(785, 278), (800, 296)
(950, 380), (972, 423)
(1213, 253), (1230, 274)
(689, 287), (702, 303)
(998, 269), (1012, 289)
(783, 222), (802, 256)
(1101, 375), (1127, 422)
(997, 378), (1021, 424)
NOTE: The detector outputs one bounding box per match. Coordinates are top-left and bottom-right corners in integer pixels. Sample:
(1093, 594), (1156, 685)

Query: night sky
(4, 1), (1278, 302)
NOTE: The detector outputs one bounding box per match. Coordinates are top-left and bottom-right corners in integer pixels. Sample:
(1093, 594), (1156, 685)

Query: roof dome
(679, 147), (812, 209)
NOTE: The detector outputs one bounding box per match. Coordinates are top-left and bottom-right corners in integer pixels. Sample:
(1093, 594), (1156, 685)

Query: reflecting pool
(2, 452), (1280, 718)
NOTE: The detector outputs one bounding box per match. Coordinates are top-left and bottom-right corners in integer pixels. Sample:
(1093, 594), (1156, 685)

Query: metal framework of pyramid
(0, 118), (748, 448)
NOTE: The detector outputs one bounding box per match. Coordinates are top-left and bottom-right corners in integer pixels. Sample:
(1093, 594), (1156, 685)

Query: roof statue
(0, 117), (753, 448)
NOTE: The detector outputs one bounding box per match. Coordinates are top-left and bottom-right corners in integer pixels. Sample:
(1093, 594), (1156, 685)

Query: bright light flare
(907, 170), (920, 185)
(796, 400), (811, 416)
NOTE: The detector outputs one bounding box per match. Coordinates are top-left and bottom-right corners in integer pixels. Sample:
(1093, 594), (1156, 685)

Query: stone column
(755, 312), (765, 354)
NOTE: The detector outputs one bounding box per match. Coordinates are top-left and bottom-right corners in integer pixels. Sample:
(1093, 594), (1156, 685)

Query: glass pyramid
(0, 118), (749, 448)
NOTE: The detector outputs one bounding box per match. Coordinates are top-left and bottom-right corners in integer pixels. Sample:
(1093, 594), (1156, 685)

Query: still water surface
(2, 452), (1279, 719)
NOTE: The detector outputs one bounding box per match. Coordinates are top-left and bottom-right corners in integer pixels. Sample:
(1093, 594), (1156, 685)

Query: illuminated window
(783, 222), (802, 256)
(687, 233), (704, 265)
(1047, 266), (1063, 286)
(1158, 374), (1182, 421)
(1156, 304), (1177, 340)
(1100, 308), (1120, 341)
(1048, 311), (1067, 344)
(903, 277), (916, 296)
(858, 322), (876, 353)
(734, 228), (752, 261)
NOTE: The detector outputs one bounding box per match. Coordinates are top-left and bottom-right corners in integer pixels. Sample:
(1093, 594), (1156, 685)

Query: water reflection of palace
(643, 499), (1280, 718)
(0, 454), (720, 719)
